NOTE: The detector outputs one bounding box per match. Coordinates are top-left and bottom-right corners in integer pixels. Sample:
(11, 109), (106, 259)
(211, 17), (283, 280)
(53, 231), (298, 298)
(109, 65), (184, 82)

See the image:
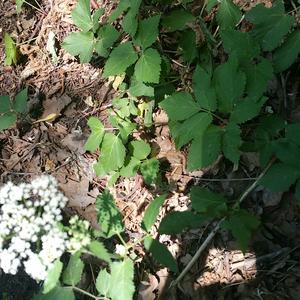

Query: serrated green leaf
(4, 33), (18, 66)
(129, 78), (154, 97)
(16, 0), (25, 13)
(142, 194), (166, 232)
(140, 158), (159, 184)
(216, 0), (242, 29)
(134, 15), (160, 49)
(88, 241), (111, 263)
(259, 162), (300, 192)
(170, 112), (212, 149)
(187, 125), (222, 170)
(120, 156), (140, 177)
(159, 211), (206, 234)
(246, 0), (294, 51)
(160, 92), (200, 121)
(96, 190), (124, 238)
(162, 9), (195, 32)
(222, 209), (260, 252)
(191, 186), (227, 217)
(103, 42), (138, 77)
(13, 88), (27, 113)
(179, 29), (197, 63)
(62, 31), (94, 63)
(122, 0), (142, 36)
(95, 24), (120, 57)
(109, 115), (136, 143)
(43, 260), (63, 294)
(286, 123), (300, 146)
(109, 259), (135, 300)
(0, 96), (11, 113)
(92, 8), (104, 32)
(273, 30), (300, 73)
(134, 48), (161, 83)
(112, 98), (131, 118)
(96, 269), (111, 297)
(108, 0), (130, 23)
(33, 286), (75, 300)
(222, 122), (241, 164)
(0, 112), (17, 130)
(62, 253), (84, 286)
(85, 117), (105, 152)
(71, 0), (93, 32)
(214, 55), (246, 113)
(193, 65), (217, 111)
(129, 140), (151, 160)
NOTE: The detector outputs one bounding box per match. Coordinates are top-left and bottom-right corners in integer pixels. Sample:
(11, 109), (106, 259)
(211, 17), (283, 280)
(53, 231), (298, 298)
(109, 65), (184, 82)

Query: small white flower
(115, 244), (127, 257)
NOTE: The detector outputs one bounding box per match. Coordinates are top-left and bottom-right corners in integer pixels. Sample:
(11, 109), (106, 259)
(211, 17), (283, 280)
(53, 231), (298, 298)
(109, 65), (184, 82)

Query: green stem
(71, 286), (108, 300)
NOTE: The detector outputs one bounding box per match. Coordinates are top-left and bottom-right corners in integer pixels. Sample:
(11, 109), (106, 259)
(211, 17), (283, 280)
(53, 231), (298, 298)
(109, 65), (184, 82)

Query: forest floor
(0, 0), (300, 299)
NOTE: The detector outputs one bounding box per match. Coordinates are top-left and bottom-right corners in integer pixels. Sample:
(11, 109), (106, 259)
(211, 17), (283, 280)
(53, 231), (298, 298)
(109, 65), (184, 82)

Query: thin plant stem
(23, 0), (44, 13)
(70, 286), (108, 300)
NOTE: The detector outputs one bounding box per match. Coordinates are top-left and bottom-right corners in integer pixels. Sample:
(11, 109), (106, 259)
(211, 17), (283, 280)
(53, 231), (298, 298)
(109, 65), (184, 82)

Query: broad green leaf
(259, 162), (300, 192)
(160, 92), (200, 121)
(129, 140), (151, 160)
(142, 194), (166, 232)
(122, 0), (142, 36)
(96, 269), (111, 297)
(13, 88), (27, 113)
(191, 187), (227, 217)
(179, 29), (197, 63)
(33, 287), (75, 300)
(103, 42), (138, 77)
(246, 0), (294, 51)
(92, 8), (104, 32)
(71, 0), (93, 32)
(230, 96), (267, 124)
(96, 190), (124, 237)
(286, 123), (300, 146)
(207, 0), (218, 12)
(112, 98), (131, 118)
(43, 260), (63, 294)
(216, 0), (242, 29)
(108, 171), (120, 187)
(0, 96), (11, 113)
(109, 115), (136, 143)
(222, 209), (260, 252)
(273, 30), (300, 73)
(193, 65), (216, 111)
(120, 156), (140, 177)
(0, 112), (17, 130)
(129, 78), (154, 97)
(88, 241), (111, 263)
(162, 9), (195, 32)
(84, 117), (105, 152)
(100, 133), (126, 172)
(62, 252), (84, 285)
(187, 125), (222, 170)
(273, 141), (300, 168)
(16, 0), (25, 13)
(140, 158), (159, 184)
(222, 122), (241, 164)
(109, 259), (135, 300)
(134, 15), (160, 49)
(134, 48), (161, 83)
(62, 31), (94, 63)
(159, 211), (206, 234)
(170, 112), (212, 149)
(4, 33), (18, 66)
(95, 25), (120, 57)
(144, 236), (178, 273)
(108, 0), (130, 23)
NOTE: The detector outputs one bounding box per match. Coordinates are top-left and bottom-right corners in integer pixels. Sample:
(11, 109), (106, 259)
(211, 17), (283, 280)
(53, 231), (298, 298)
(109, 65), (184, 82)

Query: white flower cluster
(0, 176), (68, 281)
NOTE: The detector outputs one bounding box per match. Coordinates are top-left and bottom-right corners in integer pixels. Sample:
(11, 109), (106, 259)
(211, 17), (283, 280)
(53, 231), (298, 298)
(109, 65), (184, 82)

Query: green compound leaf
(286, 123), (300, 146)
(43, 260), (63, 294)
(216, 0), (242, 29)
(62, 31), (94, 63)
(246, 0), (294, 51)
(62, 252), (84, 286)
(129, 140), (151, 160)
(88, 241), (111, 263)
(222, 122), (241, 164)
(222, 209), (260, 253)
(13, 88), (27, 113)
(33, 286), (75, 300)
(170, 112), (212, 149)
(108, 0), (130, 23)
(95, 24), (120, 58)
(0, 112), (17, 131)
(134, 48), (161, 84)
(103, 42), (138, 77)
(179, 29), (197, 63)
(129, 78), (154, 97)
(71, 0), (93, 32)
(273, 30), (300, 73)
(159, 211), (206, 235)
(100, 133), (126, 172)
(120, 156), (140, 177)
(0, 96), (11, 113)
(214, 55), (246, 113)
(193, 65), (217, 111)
(142, 194), (167, 232)
(84, 117), (105, 152)
(4, 33), (18, 66)
(134, 15), (160, 49)
(160, 92), (200, 121)
(96, 190), (124, 238)
(140, 158), (159, 185)
(187, 125), (222, 171)
(259, 162), (300, 192)
(122, 0), (142, 37)
(96, 269), (111, 297)
(144, 236), (178, 273)
(162, 9), (195, 32)
(109, 259), (135, 300)
(191, 186), (228, 218)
